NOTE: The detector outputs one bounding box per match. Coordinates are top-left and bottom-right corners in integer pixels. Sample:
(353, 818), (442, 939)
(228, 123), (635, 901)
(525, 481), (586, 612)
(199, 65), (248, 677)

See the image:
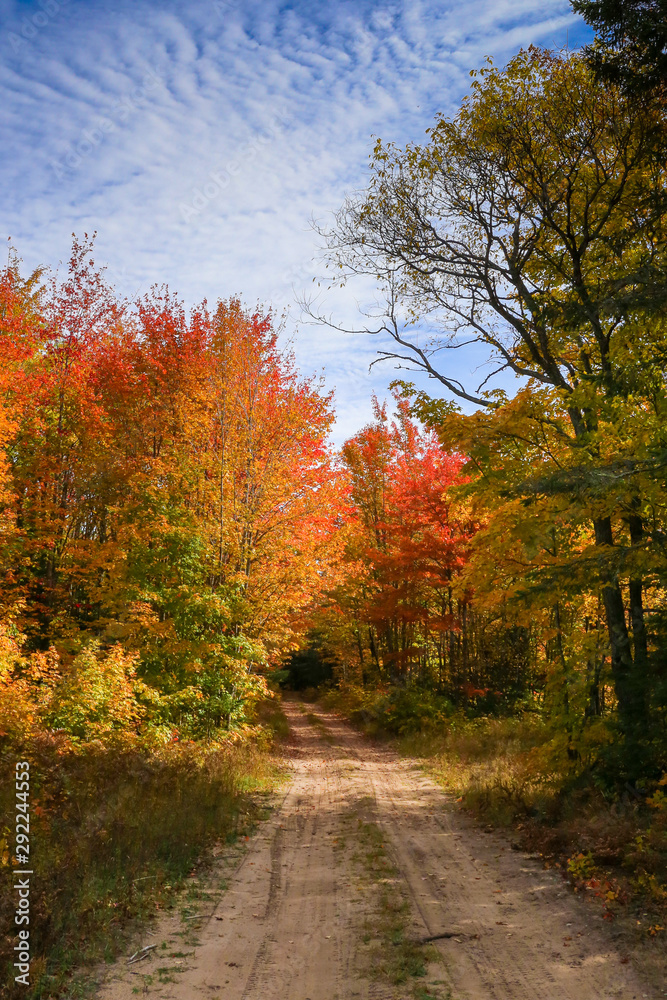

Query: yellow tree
(321, 48), (667, 745)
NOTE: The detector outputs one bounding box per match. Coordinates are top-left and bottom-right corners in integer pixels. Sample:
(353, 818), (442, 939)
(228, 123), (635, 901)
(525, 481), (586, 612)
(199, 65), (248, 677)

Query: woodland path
(98, 700), (656, 1000)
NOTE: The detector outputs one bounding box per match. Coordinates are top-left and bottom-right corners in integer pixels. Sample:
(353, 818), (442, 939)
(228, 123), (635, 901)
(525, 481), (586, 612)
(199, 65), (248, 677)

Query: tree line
(0, 239), (342, 742)
(1, 0), (666, 782)
(306, 30), (667, 781)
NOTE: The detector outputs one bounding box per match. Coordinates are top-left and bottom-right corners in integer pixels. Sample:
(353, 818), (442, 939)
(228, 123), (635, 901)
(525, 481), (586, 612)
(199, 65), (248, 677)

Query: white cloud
(0, 0), (589, 442)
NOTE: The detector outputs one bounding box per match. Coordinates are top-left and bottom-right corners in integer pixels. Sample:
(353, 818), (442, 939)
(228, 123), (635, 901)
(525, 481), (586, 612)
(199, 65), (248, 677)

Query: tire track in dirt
(97, 701), (658, 1000)
(319, 707), (656, 1000)
(97, 704), (386, 1000)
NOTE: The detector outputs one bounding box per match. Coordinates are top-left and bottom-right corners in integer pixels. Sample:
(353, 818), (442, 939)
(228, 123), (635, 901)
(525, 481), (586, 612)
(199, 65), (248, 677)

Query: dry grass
(0, 709), (286, 1000)
(400, 716), (667, 943)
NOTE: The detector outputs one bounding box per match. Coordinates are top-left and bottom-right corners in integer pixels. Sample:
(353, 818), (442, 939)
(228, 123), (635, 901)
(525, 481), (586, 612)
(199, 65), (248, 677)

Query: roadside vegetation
(318, 683), (667, 942)
(0, 693), (290, 1000)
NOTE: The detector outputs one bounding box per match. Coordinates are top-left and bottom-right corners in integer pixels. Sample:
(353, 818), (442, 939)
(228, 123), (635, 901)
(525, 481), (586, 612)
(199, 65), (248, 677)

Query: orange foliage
(0, 237), (344, 737)
(326, 394), (474, 685)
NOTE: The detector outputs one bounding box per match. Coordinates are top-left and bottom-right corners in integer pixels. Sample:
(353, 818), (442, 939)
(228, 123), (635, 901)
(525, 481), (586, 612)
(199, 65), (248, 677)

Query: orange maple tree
(322, 395), (475, 691)
(0, 238), (344, 737)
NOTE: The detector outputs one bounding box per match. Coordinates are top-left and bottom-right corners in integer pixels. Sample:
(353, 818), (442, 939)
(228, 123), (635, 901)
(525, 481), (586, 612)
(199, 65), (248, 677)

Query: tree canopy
(317, 48), (667, 765)
(0, 238), (344, 740)
(572, 0), (667, 94)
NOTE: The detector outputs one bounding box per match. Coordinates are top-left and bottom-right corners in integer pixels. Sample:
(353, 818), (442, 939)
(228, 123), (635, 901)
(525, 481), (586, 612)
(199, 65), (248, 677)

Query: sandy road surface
(98, 701), (657, 1000)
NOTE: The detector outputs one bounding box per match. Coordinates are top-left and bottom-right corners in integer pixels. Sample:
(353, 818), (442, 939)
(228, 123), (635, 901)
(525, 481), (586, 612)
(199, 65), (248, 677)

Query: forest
(1, 2), (667, 995)
(306, 42), (667, 784)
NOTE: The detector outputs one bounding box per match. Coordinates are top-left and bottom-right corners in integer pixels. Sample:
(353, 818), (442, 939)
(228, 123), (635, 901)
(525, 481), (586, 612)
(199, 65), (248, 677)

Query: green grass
(339, 805), (449, 998)
(304, 710), (335, 743)
(353, 818), (432, 986)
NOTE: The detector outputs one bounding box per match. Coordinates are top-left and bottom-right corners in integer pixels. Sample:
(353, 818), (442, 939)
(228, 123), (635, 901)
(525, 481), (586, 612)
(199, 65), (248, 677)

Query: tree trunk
(628, 511), (648, 673)
(594, 516), (644, 733)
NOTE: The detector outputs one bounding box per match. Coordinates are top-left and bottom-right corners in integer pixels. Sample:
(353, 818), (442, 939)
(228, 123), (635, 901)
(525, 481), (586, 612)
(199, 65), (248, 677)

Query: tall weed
(0, 729), (279, 999)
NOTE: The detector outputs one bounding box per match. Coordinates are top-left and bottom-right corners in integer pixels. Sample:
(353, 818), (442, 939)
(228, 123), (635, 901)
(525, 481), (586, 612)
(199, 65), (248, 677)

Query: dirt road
(98, 701), (657, 1000)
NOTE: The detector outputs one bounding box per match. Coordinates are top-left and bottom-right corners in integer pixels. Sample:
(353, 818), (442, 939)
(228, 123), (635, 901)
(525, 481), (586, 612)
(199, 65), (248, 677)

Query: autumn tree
(323, 395), (480, 697)
(4, 237), (125, 645)
(0, 238), (343, 737)
(0, 254), (44, 608)
(318, 49), (667, 744)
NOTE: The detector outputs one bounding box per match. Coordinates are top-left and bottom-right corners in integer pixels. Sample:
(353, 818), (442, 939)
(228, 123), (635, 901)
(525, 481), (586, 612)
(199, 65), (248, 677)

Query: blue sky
(1, 0), (590, 442)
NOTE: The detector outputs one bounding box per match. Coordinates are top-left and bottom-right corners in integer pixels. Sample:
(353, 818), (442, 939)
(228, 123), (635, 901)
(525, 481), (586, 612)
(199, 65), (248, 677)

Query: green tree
(572, 0), (667, 94)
